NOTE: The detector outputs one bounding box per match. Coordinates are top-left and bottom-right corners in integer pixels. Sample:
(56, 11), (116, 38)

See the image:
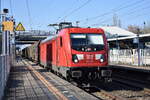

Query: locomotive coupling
(88, 72), (99, 80)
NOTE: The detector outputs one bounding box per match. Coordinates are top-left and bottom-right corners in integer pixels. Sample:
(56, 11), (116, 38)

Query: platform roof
(108, 33), (150, 41)
(100, 26), (136, 38)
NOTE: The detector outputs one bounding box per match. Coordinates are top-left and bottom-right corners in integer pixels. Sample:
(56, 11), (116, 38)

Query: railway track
(113, 74), (150, 88)
(25, 59), (125, 100)
(82, 71), (150, 100)
(23, 60), (69, 100)
(89, 86), (126, 100)
(23, 59), (99, 100)
(113, 75), (150, 100)
(22, 59), (150, 100)
(89, 80), (150, 100)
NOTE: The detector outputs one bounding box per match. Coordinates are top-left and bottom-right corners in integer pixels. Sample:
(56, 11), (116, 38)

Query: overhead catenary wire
(113, 0), (146, 12)
(121, 5), (150, 18)
(90, 4), (150, 27)
(56, 0), (79, 22)
(86, 0), (149, 27)
(118, 0), (149, 14)
(121, 6), (150, 22)
(80, 0), (147, 24)
(59, 0), (92, 22)
(80, 0), (130, 22)
(9, 0), (13, 16)
(104, 4), (150, 23)
(126, 11), (150, 21)
(25, 0), (33, 30)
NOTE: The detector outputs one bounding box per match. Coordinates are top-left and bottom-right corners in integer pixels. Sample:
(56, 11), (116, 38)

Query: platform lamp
(2, 9), (9, 21)
(3, 9), (9, 13)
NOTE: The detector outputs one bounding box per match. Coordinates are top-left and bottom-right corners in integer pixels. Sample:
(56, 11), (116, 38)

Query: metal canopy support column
(137, 34), (140, 66)
(137, 28), (141, 66)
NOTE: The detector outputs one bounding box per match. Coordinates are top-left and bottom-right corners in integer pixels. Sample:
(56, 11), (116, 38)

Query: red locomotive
(22, 23), (112, 82)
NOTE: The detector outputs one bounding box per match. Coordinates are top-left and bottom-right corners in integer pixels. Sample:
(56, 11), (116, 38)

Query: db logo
(86, 54), (94, 59)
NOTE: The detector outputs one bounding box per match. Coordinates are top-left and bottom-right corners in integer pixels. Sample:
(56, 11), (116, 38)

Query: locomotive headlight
(95, 54), (105, 63)
(100, 54), (105, 63)
(100, 58), (104, 62)
(74, 59), (78, 63)
(72, 54), (84, 63)
(72, 54), (79, 63)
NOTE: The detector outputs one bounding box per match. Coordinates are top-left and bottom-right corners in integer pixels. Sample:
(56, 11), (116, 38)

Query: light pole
(0, 0), (2, 54)
(76, 21), (79, 27)
(0, 0), (1, 23)
(2, 9), (9, 55)
(143, 21), (146, 34)
(137, 28), (140, 66)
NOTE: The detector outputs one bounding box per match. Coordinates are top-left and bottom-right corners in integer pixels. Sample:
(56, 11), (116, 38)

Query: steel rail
(92, 86), (126, 100)
(25, 59), (124, 100)
(23, 60), (69, 100)
(27, 60), (99, 100)
(113, 76), (150, 96)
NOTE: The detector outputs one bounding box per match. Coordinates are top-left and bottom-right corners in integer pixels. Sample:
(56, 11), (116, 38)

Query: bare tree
(127, 21), (150, 34)
(127, 25), (141, 34)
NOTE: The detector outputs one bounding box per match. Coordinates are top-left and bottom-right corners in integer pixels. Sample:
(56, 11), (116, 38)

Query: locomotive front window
(70, 33), (104, 52)
(71, 34), (87, 45)
(87, 34), (104, 45)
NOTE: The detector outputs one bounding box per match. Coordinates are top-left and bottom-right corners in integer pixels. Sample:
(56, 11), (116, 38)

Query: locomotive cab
(65, 28), (112, 82)
(40, 27), (112, 83)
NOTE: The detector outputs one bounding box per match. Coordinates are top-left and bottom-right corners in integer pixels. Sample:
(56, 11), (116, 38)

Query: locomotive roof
(41, 27), (104, 43)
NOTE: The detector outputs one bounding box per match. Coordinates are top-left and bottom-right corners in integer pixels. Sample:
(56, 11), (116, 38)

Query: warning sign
(15, 22), (25, 31)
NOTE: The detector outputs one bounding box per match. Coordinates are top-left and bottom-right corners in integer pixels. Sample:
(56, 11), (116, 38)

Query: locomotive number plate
(86, 54), (94, 63)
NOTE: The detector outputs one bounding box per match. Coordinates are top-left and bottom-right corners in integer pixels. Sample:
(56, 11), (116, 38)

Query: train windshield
(70, 33), (104, 52)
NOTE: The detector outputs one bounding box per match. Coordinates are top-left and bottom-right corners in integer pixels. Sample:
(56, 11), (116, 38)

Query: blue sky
(2, 0), (150, 31)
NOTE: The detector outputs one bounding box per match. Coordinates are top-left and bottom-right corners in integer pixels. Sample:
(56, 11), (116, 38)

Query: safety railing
(0, 55), (11, 100)
(109, 49), (150, 66)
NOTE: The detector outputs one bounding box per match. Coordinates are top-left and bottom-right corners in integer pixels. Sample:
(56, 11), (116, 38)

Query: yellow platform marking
(24, 61), (68, 100)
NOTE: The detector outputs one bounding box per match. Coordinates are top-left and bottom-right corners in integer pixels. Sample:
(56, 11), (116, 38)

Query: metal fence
(0, 35), (2, 54)
(109, 49), (150, 66)
(0, 55), (11, 100)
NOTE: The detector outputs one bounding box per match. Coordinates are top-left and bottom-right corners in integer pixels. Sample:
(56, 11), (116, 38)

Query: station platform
(109, 64), (150, 73)
(3, 58), (98, 100)
(4, 59), (58, 100)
